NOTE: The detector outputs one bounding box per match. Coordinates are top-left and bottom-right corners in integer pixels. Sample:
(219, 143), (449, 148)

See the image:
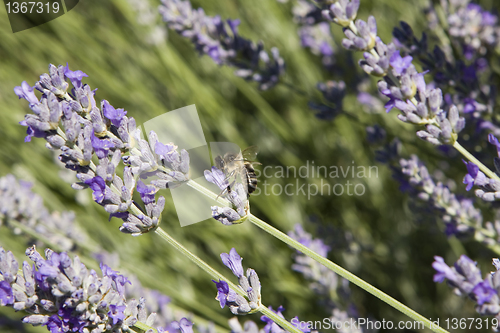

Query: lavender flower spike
(214, 248), (262, 315)
(159, 0), (285, 90)
(0, 174), (85, 252)
(14, 64), (199, 235)
(433, 255), (500, 316)
(325, 1), (467, 147)
(0, 246), (174, 332)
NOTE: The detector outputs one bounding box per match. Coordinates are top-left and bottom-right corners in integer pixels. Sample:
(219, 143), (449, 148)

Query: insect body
(215, 146), (260, 198)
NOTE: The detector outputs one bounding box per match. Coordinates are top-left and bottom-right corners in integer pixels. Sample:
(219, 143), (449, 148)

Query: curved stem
(247, 214), (450, 333)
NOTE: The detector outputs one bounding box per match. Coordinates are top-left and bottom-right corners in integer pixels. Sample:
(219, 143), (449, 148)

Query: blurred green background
(0, 0), (498, 332)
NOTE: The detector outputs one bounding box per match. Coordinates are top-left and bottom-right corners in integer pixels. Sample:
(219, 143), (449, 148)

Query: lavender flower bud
(323, 0), (360, 27)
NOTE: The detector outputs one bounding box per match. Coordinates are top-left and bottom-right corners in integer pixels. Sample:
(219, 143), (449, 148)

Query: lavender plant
(13, 64), (328, 333)
(0, 172), (233, 333)
(158, 0), (285, 90)
(13, 62), (459, 332)
(152, 0), (500, 329)
(433, 255), (500, 324)
(10, 0), (500, 329)
(0, 174), (86, 252)
(0, 245), (195, 333)
(318, 0), (500, 326)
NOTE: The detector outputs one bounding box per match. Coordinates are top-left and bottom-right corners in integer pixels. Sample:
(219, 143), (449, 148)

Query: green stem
(154, 226), (301, 333)
(247, 214), (450, 333)
(186, 179), (231, 207)
(453, 141), (500, 181)
(259, 305), (301, 333)
(154, 227), (242, 295)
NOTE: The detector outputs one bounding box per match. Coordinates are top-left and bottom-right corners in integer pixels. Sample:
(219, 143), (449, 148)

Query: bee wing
(215, 155), (225, 170)
(242, 146), (259, 161)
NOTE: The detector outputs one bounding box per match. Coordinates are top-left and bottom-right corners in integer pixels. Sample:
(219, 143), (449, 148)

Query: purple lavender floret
(102, 100), (127, 127)
(108, 304), (127, 325)
(463, 161), (488, 191)
(389, 50), (412, 76)
(159, 0), (285, 90)
(212, 279), (237, 309)
(205, 166), (230, 191)
(221, 248), (244, 278)
(0, 281), (14, 306)
(473, 280), (496, 306)
(14, 81), (39, 105)
(433, 255), (500, 316)
(137, 180), (158, 205)
(63, 64), (88, 89)
(84, 176), (107, 203)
